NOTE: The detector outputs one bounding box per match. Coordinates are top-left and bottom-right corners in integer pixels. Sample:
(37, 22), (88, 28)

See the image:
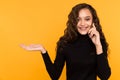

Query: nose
(81, 20), (85, 26)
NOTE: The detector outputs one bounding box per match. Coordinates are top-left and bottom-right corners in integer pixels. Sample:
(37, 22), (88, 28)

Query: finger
(20, 44), (30, 50)
(30, 44), (40, 48)
(89, 29), (97, 38)
(88, 28), (94, 34)
(88, 24), (96, 34)
(89, 31), (94, 38)
(20, 44), (26, 48)
(92, 23), (96, 30)
(30, 44), (35, 46)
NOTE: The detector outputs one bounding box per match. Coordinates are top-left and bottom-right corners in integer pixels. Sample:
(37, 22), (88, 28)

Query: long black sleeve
(41, 34), (111, 80)
(42, 51), (65, 80)
(97, 40), (111, 80)
(97, 54), (111, 80)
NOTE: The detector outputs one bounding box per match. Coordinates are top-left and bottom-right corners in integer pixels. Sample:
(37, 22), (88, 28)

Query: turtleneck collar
(77, 33), (89, 39)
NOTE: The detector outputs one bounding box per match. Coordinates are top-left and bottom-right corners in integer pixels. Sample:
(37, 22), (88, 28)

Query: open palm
(20, 44), (44, 51)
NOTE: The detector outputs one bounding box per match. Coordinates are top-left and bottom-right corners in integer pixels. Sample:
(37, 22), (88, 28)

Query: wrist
(96, 45), (103, 55)
(41, 48), (47, 54)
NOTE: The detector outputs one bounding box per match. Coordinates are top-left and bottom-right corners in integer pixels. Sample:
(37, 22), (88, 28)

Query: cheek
(87, 20), (92, 24)
(87, 21), (92, 27)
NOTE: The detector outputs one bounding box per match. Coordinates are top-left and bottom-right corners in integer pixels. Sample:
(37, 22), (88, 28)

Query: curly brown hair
(56, 3), (108, 55)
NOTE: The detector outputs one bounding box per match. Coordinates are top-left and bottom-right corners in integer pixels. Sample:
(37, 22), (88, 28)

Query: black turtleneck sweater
(42, 34), (111, 80)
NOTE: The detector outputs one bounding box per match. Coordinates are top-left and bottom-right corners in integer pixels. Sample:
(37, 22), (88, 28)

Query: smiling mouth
(79, 27), (88, 30)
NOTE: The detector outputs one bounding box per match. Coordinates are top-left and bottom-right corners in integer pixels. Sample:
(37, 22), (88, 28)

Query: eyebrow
(84, 16), (91, 18)
(78, 16), (91, 19)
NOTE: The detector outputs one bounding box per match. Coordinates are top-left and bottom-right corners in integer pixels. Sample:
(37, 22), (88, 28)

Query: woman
(21, 3), (111, 80)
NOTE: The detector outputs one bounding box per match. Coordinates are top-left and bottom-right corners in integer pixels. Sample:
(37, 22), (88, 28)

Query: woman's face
(77, 8), (93, 35)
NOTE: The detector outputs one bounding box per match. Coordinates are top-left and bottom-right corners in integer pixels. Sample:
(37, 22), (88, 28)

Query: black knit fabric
(42, 34), (111, 80)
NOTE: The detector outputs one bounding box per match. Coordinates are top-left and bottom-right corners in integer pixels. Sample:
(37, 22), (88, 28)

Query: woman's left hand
(88, 23), (103, 54)
(88, 23), (101, 47)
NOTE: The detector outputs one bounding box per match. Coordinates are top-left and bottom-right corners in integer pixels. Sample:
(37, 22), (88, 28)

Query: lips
(79, 27), (88, 30)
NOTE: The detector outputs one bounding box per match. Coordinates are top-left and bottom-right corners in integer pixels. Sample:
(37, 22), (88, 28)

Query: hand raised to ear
(88, 23), (101, 46)
(88, 23), (103, 54)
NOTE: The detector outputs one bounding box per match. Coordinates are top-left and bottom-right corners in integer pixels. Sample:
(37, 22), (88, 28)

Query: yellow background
(0, 0), (119, 80)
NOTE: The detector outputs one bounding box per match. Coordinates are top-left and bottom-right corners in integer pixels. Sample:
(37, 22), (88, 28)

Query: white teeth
(80, 27), (87, 30)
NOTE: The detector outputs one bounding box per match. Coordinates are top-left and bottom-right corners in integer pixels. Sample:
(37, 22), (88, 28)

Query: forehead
(78, 8), (92, 18)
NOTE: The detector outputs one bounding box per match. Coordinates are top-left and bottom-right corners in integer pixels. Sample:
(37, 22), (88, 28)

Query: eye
(85, 18), (90, 21)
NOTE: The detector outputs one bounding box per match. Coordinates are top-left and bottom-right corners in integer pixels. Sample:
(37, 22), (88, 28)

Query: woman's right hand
(20, 44), (47, 54)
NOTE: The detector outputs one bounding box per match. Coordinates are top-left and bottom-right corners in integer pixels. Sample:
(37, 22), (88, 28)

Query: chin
(79, 32), (88, 35)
